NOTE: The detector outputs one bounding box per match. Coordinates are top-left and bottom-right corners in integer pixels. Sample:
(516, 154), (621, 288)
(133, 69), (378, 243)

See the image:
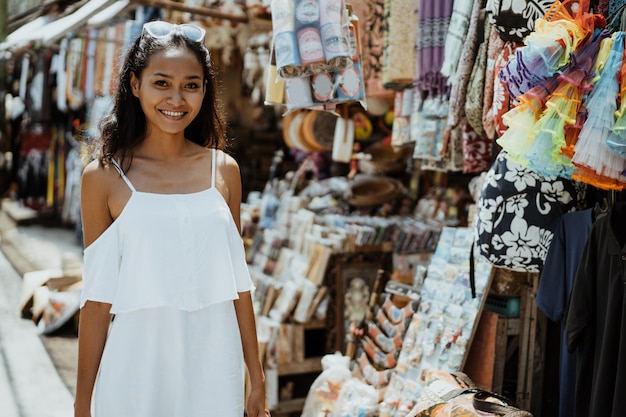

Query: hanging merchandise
(465, 14), (492, 136)
(564, 202), (626, 417)
(274, 4), (366, 113)
(378, 227), (493, 417)
(66, 37), (86, 111)
(319, 0), (352, 70)
(93, 27), (107, 98)
(418, 119), (465, 173)
(481, 26), (505, 139)
(19, 54), (30, 102)
(536, 208), (594, 417)
(272, 0), (302, 78)
(474, 150), (587, 272)
(351, 0), (394, 99)
(390, 88), (413, 146)
(331, 114), (355, 162)
(461, 121), (492, 173)
(489, 40), (518, 138)
(381, 0), (418, 89)
(416, 0), (453, 95)
(295, 0), (326, 74)
(605, 36), (626, 155)
(497, 76), (560, 164)
(28, 50), (54, 123)
(264, 45), (287, 105)
(489, 0), (556, 43)
(412, 95), (449, 161)
(55, 39), (69, 113)
(271, 0), (351, 78)
(499, 29), (609, 178)
(498, 1), (591, 101)
(446, 0), (484, 130)
(83, 28), (98, 102)
(572, 32), (626, 190)
(440, 0), (474, 82)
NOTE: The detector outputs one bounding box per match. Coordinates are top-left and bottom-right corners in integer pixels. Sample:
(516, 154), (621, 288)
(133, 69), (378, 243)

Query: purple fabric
(417, 0), (454, 95)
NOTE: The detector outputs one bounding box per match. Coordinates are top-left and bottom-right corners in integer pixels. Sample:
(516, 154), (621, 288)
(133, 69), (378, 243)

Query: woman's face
(130, 46), (206, 137)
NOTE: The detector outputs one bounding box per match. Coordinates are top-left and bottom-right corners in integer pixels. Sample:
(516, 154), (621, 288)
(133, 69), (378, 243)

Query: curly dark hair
(92, 24), (227, 171)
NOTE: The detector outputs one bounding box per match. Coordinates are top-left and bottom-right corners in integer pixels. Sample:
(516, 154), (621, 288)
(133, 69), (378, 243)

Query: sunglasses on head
(142, 21), (206, 43)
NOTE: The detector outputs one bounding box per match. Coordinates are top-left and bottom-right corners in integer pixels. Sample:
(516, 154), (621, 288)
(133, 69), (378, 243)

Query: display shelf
(277, 357), (323, 376)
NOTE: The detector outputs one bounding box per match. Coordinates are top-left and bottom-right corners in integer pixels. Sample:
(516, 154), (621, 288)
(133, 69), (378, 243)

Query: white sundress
(80, 149), (253, 417)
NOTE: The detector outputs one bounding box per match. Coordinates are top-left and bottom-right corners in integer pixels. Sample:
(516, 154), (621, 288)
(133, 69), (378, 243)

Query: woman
(74, 21), (269, 417)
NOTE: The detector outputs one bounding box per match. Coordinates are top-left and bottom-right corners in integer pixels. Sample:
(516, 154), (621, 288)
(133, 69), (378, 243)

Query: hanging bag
(490, 0), (557, 43)
(407, 371), (533, 417)
(474, 150), (586, 272)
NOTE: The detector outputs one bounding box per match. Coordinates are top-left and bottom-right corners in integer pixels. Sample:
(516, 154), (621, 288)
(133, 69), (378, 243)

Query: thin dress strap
(211, 148), (216, 189)
(111, 159), (137, 192)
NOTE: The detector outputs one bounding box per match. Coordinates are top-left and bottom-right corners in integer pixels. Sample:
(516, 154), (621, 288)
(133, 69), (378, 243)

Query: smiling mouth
(160, 110), (187, 118)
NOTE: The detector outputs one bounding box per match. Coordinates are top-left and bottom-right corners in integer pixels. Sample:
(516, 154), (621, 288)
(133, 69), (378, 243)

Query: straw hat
(344, 174), (403, 207)
(300, 110), (337, 152)
(282, 110), (309, 151)
(358, 142), (413, 175)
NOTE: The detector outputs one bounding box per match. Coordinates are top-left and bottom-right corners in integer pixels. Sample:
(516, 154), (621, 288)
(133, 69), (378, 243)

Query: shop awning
(87, 0), (131, 27)
(0, 0), (122, 51)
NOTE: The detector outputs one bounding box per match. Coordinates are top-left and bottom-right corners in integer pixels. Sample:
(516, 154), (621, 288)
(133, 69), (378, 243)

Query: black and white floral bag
(488, 0), (556, 43)
(474, 150), (586, 272)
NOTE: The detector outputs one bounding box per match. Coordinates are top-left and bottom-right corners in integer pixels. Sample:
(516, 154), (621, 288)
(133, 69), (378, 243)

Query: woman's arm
(234, 292), (268, 416)
(221, 151), (269, 416)
(74, 161), (115, 416)
(74, 301), (111, 416)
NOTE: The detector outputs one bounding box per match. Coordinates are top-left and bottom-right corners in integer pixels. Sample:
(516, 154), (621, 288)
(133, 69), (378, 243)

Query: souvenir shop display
(405, 370), (533, 417)
(296, 227), (493, 416)
(268, 0), (366, 112)
(8, 0), (626, 416)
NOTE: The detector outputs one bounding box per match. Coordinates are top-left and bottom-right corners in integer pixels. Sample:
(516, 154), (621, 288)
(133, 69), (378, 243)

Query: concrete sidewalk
(0, 200), (79, 417)
(0, 248), (75, 417)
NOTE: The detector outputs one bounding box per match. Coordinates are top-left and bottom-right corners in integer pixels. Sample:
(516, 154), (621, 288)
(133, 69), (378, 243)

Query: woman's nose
(167, 88), (185, 104)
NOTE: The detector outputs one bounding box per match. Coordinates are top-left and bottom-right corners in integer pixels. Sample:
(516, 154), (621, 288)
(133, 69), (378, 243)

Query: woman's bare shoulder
(81, 159), (120, 190)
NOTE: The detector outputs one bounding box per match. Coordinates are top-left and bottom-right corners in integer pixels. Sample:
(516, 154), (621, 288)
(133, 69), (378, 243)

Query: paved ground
(0, 200), (81, 416)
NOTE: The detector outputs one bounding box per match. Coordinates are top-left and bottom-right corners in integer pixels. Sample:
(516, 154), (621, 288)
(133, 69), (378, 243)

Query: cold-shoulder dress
(80, 149), (253, 417)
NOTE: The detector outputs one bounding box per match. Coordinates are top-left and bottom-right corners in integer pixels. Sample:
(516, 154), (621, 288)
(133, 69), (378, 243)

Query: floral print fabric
(475, 150), (586, 272)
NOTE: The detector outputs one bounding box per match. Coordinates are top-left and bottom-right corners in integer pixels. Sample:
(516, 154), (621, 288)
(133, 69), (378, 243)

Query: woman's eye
(186, 83), (200, 90)
(154, 80), (168, 87)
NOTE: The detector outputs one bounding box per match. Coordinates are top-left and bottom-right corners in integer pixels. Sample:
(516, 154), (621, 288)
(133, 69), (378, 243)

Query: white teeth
(161, 110), (185, 117)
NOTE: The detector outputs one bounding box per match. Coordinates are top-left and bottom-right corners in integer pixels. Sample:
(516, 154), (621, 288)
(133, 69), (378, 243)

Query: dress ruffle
(80, 189), (254, 314)
(572, 32), (626, 186)
(499, 17), (588, 100)
(606, 43), (626, 155)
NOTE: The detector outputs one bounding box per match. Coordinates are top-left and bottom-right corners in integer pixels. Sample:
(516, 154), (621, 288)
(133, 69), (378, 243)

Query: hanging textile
(572, 32), (626, 189)
(66, 38), (85, 111)
(446, 0), (484, 129)
(351, 0), (394, 98)
(416, 0), (453, 95)
(55, 38), (69, 113)
(28, 50), (53, 123)
(503, 30), (608, 178)
(440, 0), (473, 81)
(382, 0), (418, 89)
(537, 208), (594, 417)
(490, 0), (557, 43)
(565, 202), (626, 417)
(465, 14), (493, 136)
(19, 54), (30, 102)
(481, 26), (506, 139)
(84, 28), (98, 102)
